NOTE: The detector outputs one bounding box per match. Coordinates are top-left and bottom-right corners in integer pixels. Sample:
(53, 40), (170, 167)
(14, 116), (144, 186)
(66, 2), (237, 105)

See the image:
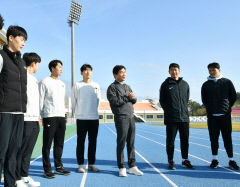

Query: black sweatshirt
(107, 81), (136, 116)
(201, 77), (236, 116)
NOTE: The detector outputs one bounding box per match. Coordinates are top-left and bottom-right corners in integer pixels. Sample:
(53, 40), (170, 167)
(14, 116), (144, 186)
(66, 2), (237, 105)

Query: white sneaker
(16, 180), (28, 187)
(119, 168), (127, 177)
(22, 176), (40, 186)
(78, 165), (86, 173)
(128, 166), (143, 176)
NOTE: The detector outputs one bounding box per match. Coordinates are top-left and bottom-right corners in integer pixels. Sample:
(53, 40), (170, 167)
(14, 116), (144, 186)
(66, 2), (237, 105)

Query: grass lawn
(152, 122), (240, 131)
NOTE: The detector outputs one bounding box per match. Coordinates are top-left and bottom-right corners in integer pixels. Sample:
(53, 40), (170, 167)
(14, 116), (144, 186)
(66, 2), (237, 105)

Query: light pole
(68, 0), (82, 88)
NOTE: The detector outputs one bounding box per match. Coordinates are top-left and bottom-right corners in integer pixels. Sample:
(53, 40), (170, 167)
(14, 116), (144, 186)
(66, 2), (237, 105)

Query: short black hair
(48, 60), (62, 72)
(23, 53), (41, 67)
(113, 65), (126, 75)
(169, 63), (180, 70)
(6, 25), (28, 42)
(80, 64), (92, 72)
(208, 62), (220, 69)
(0, 14), (4, 30)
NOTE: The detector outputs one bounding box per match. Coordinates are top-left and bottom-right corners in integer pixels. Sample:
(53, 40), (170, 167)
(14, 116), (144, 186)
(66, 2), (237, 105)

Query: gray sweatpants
(114, 115), (136, 169)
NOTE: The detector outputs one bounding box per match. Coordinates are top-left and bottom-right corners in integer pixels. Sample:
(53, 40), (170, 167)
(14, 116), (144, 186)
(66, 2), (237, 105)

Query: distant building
(98, 101), (164, 123)
(232, 108), (240, 116)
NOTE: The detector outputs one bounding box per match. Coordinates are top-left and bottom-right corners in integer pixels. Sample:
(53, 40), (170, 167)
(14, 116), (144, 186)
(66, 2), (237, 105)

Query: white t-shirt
(24, 73), (40, 121)
(39, 76), (66, 118)
(72, 81), (100, 120)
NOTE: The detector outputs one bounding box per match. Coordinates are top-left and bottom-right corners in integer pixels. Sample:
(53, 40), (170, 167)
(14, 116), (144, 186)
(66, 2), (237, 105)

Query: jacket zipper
(19, 73), (23, 112)
(177, 82), (182, 120)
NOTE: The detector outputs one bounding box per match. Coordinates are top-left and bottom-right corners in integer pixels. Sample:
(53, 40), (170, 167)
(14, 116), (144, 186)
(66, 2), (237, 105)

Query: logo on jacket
(169, 87), (173, 90)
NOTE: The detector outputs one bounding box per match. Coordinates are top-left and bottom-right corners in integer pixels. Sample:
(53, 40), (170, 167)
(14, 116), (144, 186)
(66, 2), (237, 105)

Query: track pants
(16, 121), (40, 180)
(166, 122), (189, 161)
(0, 113), (24, 187)
(76, 120), (99, 165)
(42, 117), (66, 172)
(207, 114), (233, 157)
(114, 115), (136, 169)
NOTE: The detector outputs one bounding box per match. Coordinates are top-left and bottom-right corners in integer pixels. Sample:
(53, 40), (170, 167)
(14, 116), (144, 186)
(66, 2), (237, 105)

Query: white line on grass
(105, 125), (178, 187)
(136, 133), (240, 175)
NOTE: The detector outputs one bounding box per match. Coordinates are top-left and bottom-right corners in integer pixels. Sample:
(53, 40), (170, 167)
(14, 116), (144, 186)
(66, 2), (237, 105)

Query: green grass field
(152, 122), (240, 131)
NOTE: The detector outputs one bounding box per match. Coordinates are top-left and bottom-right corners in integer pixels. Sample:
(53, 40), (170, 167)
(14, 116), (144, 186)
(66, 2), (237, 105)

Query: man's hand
(129, 92), (136, 99)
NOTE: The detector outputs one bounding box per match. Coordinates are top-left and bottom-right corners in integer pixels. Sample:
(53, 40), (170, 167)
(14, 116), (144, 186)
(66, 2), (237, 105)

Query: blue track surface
(5, 123), (240, 186)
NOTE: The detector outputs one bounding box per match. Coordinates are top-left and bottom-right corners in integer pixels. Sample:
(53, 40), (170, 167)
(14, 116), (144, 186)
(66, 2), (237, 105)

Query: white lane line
(105, 125), (178, 187)
(190, 131), (240, 140)
(80, 164), (88, 187)
(137, 129), (240, 152)
(136, 134), (240, 175)
(138, 126), (240, 140)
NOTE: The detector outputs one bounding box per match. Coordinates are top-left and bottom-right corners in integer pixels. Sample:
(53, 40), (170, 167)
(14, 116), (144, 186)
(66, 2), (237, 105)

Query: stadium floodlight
(68, 0), (82, 88)
(68, 0), (82, 24)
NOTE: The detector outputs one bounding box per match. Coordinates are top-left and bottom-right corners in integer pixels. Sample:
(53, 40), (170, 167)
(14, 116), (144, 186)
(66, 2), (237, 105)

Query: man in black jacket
(107, 65), (143, 177)
(201, 62), (239, 170)
(0, 26), (28, 187)
(160, 63), (194, 170)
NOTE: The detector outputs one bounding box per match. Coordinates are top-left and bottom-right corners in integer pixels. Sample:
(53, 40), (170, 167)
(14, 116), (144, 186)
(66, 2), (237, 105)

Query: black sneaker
(55, 166), (71, 175)
(210, 159), (219, 168)
(168, 161), (176, 170)
(182, 160), (194, 169)
(44, 171), (56, 179)
(229, 160), (239, 170)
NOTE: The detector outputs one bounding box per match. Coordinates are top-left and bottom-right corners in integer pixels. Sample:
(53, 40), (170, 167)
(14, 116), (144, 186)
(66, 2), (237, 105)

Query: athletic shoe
(168, 161), (176, 170)
(210, 159), (219, 168)
(128, 166), (143, 176)
(43, 171), (56, 179)
(88, 165), (100, 172)
(78, 165), (86, 173)
(55, 166), (71, 176)
(182, 160), (194, 169)
(119, 168), (127, 177)
(229, 160), (239, 170)
(22, 176), (40, 186)
(15, 180), (27, 187)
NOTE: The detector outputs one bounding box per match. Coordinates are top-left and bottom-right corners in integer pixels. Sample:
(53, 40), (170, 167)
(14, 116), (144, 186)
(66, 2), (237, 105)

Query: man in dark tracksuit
(160, 63), (194, 170)
(107, 65), (143, 177)
(201, 62), (239, 170)
(0, 26), (28, 187)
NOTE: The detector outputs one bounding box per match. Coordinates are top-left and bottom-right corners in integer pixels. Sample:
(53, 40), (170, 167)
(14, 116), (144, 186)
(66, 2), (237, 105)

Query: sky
(1, 0), (240, 102)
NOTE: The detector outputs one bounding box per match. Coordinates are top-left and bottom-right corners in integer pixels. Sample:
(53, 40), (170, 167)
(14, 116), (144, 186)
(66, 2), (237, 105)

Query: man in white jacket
(16, 53), (41, 187)
(39, 60), (71, 178)
(72, 64), (101, 173)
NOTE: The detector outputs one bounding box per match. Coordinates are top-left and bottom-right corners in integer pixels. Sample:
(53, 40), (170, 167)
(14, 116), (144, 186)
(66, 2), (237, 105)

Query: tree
(188, 100), (206, 116)
(234, 92), (240, 107)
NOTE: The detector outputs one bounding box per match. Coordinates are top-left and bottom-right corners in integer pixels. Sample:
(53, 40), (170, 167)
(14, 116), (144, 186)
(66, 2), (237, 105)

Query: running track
(2, 123), (240, 187)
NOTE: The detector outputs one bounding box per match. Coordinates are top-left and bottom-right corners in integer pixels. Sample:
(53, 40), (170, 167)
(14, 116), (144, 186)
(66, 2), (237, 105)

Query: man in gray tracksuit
(107, 65), (143, 177)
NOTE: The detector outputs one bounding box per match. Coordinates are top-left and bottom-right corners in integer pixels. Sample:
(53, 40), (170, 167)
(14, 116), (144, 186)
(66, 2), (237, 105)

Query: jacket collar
(3, 45), (21, 61)
(167, 77), (183, 83)
(207, 74), (223, 83)
(114, 80), (125, 85)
